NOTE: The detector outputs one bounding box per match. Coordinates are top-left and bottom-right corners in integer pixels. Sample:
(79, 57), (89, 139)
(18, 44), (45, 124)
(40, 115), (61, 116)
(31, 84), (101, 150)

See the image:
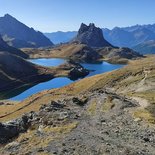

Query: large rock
(58, 59), (89, 80)
(72, 23), (112, 48)
(0, 115), (29, 143)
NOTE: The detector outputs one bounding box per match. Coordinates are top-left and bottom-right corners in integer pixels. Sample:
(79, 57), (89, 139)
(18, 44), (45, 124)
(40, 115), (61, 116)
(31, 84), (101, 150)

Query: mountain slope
(72, 23), (112, 47)
(133, 40), (155, 54)
(0, 35), (28, 58)
(103, 24), (155, 49)
(0, 52), (53, 93)
(0, 56), (155, 154)
(0, 14), (54, 48)
(102, 27), (135, 47)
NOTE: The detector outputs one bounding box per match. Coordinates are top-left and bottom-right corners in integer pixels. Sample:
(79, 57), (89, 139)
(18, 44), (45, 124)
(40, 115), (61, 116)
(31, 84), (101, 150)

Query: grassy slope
(22, 43), (141, 64)
(21, 43), (87, 59)
(0, 52), (84, 100)
(0, 55), (154, 122)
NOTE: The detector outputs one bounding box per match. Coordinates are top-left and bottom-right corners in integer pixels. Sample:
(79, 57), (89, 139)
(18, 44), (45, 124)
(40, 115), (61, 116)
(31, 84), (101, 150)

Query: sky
(0, 0), (155, 32)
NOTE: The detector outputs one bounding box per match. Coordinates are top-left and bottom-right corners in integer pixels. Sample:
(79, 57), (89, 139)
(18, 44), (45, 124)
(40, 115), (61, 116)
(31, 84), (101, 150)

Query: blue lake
(9, 58), (123, 101)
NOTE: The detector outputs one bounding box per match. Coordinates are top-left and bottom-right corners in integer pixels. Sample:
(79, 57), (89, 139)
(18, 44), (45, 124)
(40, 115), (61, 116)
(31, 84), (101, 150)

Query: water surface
(5, 58), (124, 101)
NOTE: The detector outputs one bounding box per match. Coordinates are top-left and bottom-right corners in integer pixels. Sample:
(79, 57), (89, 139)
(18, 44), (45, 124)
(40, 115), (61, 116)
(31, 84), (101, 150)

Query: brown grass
(0, 56), (155, 122)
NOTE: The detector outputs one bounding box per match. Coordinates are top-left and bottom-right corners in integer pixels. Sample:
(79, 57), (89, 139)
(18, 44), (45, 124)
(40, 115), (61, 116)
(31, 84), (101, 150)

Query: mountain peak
(0, 14), (54, 48)
(72, 23), (112, 47)
(3, 14), (15, 20)
(4, 13), (12, 17)
(89, 23), (95, 27)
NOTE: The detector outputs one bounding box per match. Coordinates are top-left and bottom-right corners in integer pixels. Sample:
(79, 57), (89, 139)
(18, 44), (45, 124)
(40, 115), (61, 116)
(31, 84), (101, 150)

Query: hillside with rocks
(0, 35), (28, 58)
(0, 14), (54, 48)
(24, 23), (142, 64)
(0, 56), (155, 154)
(0, 52), (89, 99)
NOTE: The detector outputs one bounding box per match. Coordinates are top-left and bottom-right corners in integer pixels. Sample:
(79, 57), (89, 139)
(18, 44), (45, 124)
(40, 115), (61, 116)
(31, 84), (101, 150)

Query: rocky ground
(1, 89), (155, 155)
(0, 56), (155, 155)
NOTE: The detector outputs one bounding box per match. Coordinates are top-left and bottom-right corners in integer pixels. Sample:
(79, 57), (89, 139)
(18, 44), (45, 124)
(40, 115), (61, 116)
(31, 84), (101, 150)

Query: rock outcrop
(58, 60), (89, 80)
(24, 43), (101, 62)
(72, 23), (112, 47)
(0, 14), (54, 48)
(0, 115), (30, 143)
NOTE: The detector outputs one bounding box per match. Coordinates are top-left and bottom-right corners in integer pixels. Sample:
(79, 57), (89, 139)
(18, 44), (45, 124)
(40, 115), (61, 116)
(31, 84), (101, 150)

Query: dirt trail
(132, 97), (149, 108)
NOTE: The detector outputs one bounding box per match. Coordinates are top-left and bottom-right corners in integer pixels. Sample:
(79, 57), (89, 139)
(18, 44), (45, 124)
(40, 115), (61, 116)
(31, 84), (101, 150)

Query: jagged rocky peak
(72, 23), (112, 48)
(4, 14), (14, 18)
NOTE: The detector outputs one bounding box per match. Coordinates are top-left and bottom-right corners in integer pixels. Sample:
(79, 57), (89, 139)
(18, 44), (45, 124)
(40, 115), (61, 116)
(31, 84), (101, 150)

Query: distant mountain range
(0, 14), (53, 48)
(41, 23), (142, 64)
(133, 40), (155, 54)
(44, 23), (155, 54)
(44, 31), (77, 44)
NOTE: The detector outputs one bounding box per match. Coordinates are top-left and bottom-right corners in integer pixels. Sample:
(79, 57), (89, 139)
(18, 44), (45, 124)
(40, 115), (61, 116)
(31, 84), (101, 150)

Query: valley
(0, 55), (155, 154)
(0, 3), (155, 154)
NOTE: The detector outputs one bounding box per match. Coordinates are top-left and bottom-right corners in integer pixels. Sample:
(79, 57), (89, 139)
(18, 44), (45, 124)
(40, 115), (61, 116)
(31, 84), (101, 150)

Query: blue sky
(0, 0), (154, 32)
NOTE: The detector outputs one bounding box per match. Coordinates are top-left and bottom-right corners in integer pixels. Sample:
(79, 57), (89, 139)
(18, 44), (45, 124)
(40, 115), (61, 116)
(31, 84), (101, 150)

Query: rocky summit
(72, 23), (112, 48)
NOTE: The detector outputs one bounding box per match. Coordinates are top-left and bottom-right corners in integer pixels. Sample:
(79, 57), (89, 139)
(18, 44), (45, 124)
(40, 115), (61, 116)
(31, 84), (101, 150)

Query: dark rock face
(2, 91), (155, 154)
(0, 35), (28, 58)
(0, 115), (29, 143)
(72, 23), (112, 48)
(0, 14), (54, 48)
(69, 44), (101, 62)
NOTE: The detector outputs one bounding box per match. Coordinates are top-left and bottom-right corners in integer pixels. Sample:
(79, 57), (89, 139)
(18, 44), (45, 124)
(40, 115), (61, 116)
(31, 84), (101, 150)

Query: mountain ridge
(0, 14), (54, 48)
(44, 23), (155, 54)
(0, 35), (28, 58)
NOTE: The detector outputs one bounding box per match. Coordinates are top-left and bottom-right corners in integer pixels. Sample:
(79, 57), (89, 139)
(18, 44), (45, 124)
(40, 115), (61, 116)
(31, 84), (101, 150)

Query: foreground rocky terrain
(0, 56), (155, 154)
